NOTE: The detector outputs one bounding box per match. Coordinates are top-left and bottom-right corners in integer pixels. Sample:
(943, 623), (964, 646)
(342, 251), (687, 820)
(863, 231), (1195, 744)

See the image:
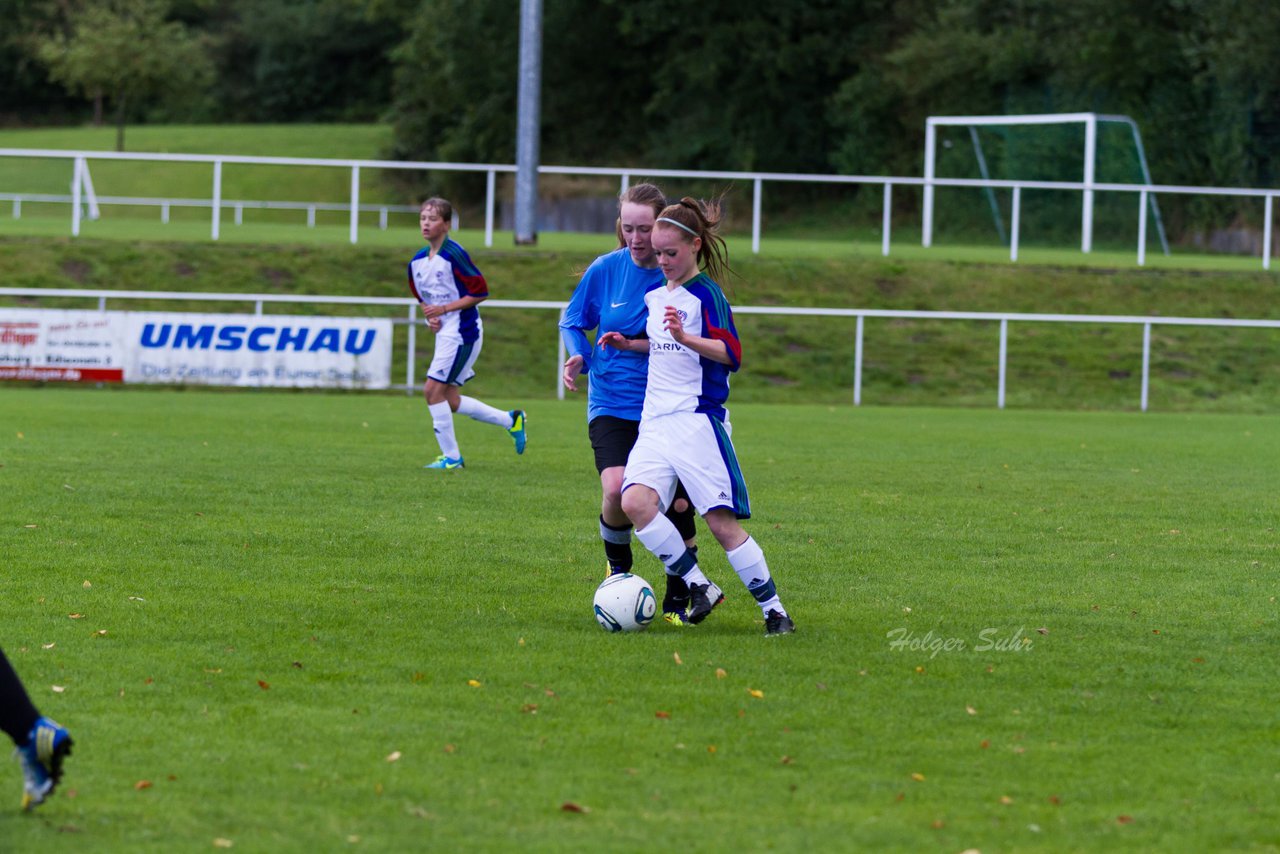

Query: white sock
(456, 395), (512, 427)
(727, 536), (784, 615)
(635, 514), (710, 588)
(429, 401), (461, 459)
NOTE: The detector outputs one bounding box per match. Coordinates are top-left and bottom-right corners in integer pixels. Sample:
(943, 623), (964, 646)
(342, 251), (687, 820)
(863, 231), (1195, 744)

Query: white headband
(656, 216), (698, 237)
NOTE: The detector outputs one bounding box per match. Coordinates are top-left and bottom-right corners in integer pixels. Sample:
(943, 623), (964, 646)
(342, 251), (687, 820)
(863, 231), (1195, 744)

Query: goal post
(922, 112), (1168, 255)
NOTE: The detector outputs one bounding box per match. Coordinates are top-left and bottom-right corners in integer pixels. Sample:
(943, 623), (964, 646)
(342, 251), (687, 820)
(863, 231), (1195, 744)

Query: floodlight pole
(514, 0), (543, 246)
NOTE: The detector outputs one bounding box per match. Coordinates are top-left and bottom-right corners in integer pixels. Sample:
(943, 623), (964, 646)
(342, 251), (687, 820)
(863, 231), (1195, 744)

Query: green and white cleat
(424, 455), (464, 470)
(507, 410), (527, 455)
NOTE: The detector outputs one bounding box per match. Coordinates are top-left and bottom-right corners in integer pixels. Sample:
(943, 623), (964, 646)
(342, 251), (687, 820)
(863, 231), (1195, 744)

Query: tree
(37, 0), (212, 150)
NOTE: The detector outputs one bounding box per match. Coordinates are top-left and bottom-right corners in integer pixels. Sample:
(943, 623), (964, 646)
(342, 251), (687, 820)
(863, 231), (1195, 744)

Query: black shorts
(588, 415), (640, 473)
(586, 415), (692, 511)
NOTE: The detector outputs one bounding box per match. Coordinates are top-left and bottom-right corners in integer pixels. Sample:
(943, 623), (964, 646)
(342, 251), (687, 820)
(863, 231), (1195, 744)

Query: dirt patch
(61, 259), (92, 284)
(261, 267), (295, 288)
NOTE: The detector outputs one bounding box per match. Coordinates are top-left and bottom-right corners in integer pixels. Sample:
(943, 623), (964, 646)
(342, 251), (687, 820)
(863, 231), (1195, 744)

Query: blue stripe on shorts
(708, 415), (751, 519)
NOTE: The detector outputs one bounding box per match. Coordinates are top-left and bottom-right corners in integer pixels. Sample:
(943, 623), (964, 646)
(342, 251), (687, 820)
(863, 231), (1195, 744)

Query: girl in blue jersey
(408, 198), (526, 469)
(600, 197), (794, 636)
(560, 183), (702, 621)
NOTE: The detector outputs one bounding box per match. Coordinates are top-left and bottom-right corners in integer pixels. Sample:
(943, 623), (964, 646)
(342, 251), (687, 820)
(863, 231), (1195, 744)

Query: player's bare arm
(663, 305), (733, 365)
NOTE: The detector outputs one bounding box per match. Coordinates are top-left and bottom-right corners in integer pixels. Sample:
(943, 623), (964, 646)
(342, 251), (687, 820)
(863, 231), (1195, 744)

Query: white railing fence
(4, 286), (1278, 412)
(1, 148), (1277, 270)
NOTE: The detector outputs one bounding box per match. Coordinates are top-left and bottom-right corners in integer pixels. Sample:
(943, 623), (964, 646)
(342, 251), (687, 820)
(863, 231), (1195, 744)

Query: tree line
(3, 0), (1279, 226)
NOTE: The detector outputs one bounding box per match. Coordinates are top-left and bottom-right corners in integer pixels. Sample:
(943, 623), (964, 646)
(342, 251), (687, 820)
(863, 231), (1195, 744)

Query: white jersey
(641, 273), (741, 423)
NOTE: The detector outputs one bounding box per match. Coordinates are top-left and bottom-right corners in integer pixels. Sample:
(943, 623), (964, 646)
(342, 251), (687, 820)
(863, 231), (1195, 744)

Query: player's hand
(597, 331), (628, 350)
(562, 354), (584, 392)
(427, 317), (442, 333)
(663, 305), (686, 342)
(422, 303), (446, 319)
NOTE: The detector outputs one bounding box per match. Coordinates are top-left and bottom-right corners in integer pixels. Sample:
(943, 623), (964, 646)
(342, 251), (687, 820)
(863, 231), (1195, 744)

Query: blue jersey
(559, 249), (665, 422)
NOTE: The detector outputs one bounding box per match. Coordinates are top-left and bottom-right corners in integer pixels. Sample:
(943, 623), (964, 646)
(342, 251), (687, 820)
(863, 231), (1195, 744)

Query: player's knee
(620, 485), (657, 527)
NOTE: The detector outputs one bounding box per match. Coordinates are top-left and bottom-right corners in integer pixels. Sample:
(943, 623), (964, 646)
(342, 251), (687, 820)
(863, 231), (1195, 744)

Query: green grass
(2, 388), (1277, 851)
(5, 233), (1280, 414)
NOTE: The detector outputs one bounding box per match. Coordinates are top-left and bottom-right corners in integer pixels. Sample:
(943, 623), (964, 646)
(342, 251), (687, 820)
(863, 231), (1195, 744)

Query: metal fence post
(349, 165), (360, 244)
(406, 303), (417, 394)
(1141, 322), (1151, 412)
(998, 318), (1008, 409)
(1265, 194), (1273, 272)
(1137, 190), (1148, 267)
(71, 157), (83, 237)
(485, 170), (496, 248)
(211, 160), (222, 241)
(853, 314), (864, 406)
(1010, 187), (1021, 262)
(751, 177), (762, 255)
(881, 183), (892, 257)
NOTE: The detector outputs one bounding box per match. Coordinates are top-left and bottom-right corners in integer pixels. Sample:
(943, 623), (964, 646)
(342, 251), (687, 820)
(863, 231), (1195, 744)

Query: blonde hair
(654, 196), (730, 283)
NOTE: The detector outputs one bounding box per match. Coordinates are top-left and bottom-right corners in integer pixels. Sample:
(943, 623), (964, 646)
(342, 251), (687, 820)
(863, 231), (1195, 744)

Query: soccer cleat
(605, 562), (630, 578)
(662, 574), (691, 624)
(764, 609), (795, 636)
(424, 454), (464, 469)
(507, 410), (527, 455)
(684, 582), (724, 625)
(17, 716), (73, 811)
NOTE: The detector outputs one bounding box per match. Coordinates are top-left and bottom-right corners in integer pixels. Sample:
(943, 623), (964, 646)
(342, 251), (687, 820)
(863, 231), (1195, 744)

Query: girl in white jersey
(600, 197), (794, 636)
(407, 198), (527, 469)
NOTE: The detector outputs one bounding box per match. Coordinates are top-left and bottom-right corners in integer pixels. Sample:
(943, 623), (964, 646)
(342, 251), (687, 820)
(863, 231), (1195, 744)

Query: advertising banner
(0, 308), (393, 389)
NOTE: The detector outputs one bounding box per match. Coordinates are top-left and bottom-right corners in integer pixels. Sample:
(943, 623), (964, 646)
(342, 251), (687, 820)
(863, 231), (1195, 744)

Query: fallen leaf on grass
(999, 795), (1014, 805)
(1117, 815), (1134, 825)
(42, 643), (55, 650)
(966, 705), (977, 715)
(706, 745), (717, 754)
(52, 685), (66, 693)
(715, 668), (727, 679)
(911, 772), (926, 782)
(673, 652), (683, 665)
(780, 756), (793, 765)
(257, 680), (270, 690)
(135, 780), (153, 790)
(655, 710), (671, 719)
(1035, 627), (1049, 635)
(443, 744), (456, 754)
(93, 630), (107, 637)
(213, 838), (234, 848)
(980, 740), (990, 749)
(467, 679), (481, 687)
(386, 751), (401, 762)
(560, 802), (589, 813)
(748, 689), (764, 699)
(68, 613), (84, 620)
(82, 579), (91, 587)
(521, 704), (539, 714)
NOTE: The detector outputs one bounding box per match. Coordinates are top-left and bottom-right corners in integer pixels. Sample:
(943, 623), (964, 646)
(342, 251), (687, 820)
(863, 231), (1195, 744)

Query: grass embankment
(3, 235), (1279, 412)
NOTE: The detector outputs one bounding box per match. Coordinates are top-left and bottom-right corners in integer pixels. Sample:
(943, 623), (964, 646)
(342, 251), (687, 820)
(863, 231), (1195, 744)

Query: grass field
(2, 387), (1277, 851)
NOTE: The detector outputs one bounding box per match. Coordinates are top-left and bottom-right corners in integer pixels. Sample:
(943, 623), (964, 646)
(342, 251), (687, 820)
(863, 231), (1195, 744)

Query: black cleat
(764, 609), (795, 636)
(685, 582), (724, 625)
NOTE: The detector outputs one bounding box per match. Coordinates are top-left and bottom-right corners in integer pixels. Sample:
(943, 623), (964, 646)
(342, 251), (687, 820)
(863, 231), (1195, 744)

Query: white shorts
(622, 411), (751, 519)
(427, 334), (482, 386)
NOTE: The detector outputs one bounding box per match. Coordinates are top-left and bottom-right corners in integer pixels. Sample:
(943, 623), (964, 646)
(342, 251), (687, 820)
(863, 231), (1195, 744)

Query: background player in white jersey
(407, 198), (527, 469)
(600, 197), (794, 635)
(559, 183), (703, 621)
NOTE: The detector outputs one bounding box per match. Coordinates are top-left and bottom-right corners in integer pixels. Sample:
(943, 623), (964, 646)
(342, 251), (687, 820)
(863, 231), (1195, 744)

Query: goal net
(922, 113), (1168, 254)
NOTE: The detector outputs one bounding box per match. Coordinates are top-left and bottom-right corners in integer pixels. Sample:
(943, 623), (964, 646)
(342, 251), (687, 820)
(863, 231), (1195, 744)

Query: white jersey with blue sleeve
(641, 273), (741, 423)
(558, 248), (665, 422)
(407, 238), (488, 344)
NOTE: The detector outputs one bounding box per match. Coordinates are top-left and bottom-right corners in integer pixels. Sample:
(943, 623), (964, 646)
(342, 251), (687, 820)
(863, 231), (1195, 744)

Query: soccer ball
(593, 573), (657, 633)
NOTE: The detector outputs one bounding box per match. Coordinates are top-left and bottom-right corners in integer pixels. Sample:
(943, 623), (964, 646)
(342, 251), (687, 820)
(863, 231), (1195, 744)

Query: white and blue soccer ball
(593, 573), (657, 633)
